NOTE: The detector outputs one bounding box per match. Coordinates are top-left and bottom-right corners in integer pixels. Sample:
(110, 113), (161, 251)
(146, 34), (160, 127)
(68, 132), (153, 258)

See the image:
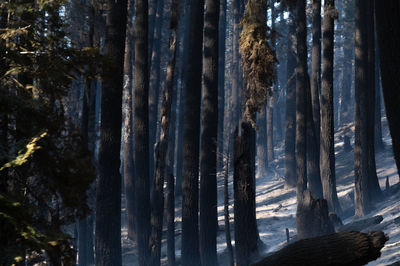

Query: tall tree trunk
(224, 148), (234, 266)
(354, 0), (371, 217)
(284, 7), (297, 188)
(95, 0), (128, 264)
(175, 0), (190, 197)
(295, 0), (308, 205)
(374, 42), (383, 151)
(231, 0), (241, 129)
(180, 0), (205, 264)
(148, 0), (159, 65)
(267, 97), (274, 164)
(149, 0), (165, 184)
(311, 0), (321, 152)
(123, 0), (136, 242)
(320, 0), (342, 215)
(133, 0), (151, 264)
(199, 0), (219, 265)
(366, 0), (382, 202)
(217, 0), (227, 173)
(375, 0), (400, 183)
(149, 0), (180, 264)
(257, 108), (268, 178)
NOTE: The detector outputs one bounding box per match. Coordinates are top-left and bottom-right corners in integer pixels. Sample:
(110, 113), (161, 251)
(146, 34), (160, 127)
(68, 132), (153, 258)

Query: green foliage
(239, 0), (277, 129)
(0, 0), (97, 263)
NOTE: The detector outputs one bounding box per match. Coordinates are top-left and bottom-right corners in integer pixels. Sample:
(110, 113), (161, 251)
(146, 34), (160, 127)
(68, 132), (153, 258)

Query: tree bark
(252, 231), (388, 266)
(375, 0), (400, 184)
(284, 7), (297, 188)
(320, 0), (342, 215)
(95, 0), (128, 264)
(199, 0), (219, 265)
(133, 0), (151, 264)
(180, 0), (205, 264)
(311, 0), (321, 146)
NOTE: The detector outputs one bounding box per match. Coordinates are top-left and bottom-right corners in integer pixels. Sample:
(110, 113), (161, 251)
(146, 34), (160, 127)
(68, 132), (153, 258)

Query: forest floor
(121, 117), (400, 265)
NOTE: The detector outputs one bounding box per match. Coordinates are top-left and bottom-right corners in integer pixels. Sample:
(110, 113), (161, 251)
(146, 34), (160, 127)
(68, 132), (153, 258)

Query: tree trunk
(284, 7), (297, 188)
(148, 0), (180, 264)
(133, 0), (151, 264)
(257, 108), (268, 178)
(234, 123), (259, 266)
(374, 42), (383, 151)
(217, 0), (227, 173)
(252, 231), (388, 266)
(295, 0), (307, 205)
(149, 0), (165, 184)
(311, 0), (321, 146)
(224, 148), (234, 266)
(320, 0), (342, 215)
(180, 0), (205, 264)
(267, 97), (274, 164)
(199, 0), (219, 265)
(375, 0), (400, 184)
(95, 0), (128, 264)
(354, 0), (371, 217)
(231, 0), (241, 129)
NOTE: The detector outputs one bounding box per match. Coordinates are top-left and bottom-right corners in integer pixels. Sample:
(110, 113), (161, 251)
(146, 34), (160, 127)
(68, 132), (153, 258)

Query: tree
(180, 0), (205, 264)
(311, 0), (321, 144)
(284, 5), (297, 188)
(95, 0), (128, 264)
(320, 0), (342, 215)
(375, 0), (400, 176)
(149, 0), (180, 263)
(133, 0), (151, 264)
(199, 0), (220, 265)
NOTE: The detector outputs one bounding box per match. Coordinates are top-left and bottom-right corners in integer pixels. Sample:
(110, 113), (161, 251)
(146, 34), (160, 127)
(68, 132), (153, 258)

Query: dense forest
(1, 0), (400, 265)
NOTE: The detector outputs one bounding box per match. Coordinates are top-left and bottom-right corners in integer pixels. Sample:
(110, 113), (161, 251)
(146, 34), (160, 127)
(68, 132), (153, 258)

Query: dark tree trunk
(284, 7), (297, 188)
(148, 0), (180, 263)
(199, 0), (219, 265)
(366, 0), (382, 203)
(295, 0), (307, 205)
(123, 0), (136, 242)
(224, 148), (234, 266)
(256, 108), (268, 178)
(320, 0), (342, 215)
(231, 0), (241, 129)
(234, 123), (259, 266)
(252, 231), (388, 266)
(375, 0), (400, 183)
(180, 0), (205, 264)
(354, 0), (371, 217)
(217, 0), (227, 173)
(311, 0), (321, 146)
(267, 97), (274, 164)
(175, 0), (190, 197)
(148, 0), (159, 65)
(149, 0), (165, 183)
(95, 0), (128, 265)
(374, 43), (383, 151)
(165, 172), (175, 266)
(133, 0), (151, 264)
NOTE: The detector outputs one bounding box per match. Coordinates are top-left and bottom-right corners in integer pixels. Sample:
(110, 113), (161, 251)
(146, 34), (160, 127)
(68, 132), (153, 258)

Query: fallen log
(252, 231), (388, 266)
(337, 215), (383, 232)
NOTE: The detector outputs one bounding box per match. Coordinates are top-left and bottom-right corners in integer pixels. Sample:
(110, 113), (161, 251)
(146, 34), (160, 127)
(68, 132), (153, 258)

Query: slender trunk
(232, 0), (241, 129)
(320, 0), (341, 215)
(224, 148), (234, 266)
(256, 108), (268, 178)
(133, 0), (151, 264)
(284, 7), (297, 188)
(354, 0), (371, 217)
(199, 0), (219, 265)
(180, 0), (205, 264)
(95, 0), (128, 264)
(267, 97), (274, 164)
(311, 0), (321, 150)
(148, 0), (159, 65)
(374, 41), (383, 151)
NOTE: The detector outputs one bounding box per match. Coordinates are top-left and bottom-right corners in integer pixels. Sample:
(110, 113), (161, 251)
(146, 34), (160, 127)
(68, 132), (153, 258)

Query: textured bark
(234, 124), (259, 266)
(149, 0), (180, 264)
(199, 0), (219, 265)
(180, 0), (205, 264)
(320, 0), (341, 215)
(354, 0), (371, 217)
(149, 0), (165, 183)
(95, 0), (128, 264)
(311, 0), (321, 146)
(296, 190), (335, 239)
(123, 0), (136, 242)
(231, 0), (241, 129)
(375, 0), (400, 183)
(374, 46), (383, 152)
(252, 231), (388, 266)
(217, 0), (227, 173)
(165, 172), (175, 266)
(148, 0), (159, 65)
(266, 97), (274, 164)
(295, 0), (307, 204)
(133, 0), (151, 264)
(284, 8), (297, 188)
